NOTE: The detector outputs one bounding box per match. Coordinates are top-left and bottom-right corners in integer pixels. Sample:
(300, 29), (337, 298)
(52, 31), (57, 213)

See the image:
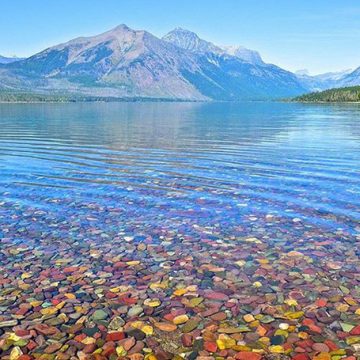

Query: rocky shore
(0, 206), (359, 360)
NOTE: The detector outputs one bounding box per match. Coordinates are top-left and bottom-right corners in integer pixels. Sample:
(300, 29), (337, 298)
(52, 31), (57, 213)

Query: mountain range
(162, 27), (265, 66)
(295, 69), (356, 92)
(1, 24), (360, 101)
(0, 55), (25, 64)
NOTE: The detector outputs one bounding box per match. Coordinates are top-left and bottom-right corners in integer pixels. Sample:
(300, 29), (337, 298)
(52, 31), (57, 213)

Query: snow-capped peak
(220, 45), (264, 65)
(162, 28), (222, 54)
(163, 28), (264, 65)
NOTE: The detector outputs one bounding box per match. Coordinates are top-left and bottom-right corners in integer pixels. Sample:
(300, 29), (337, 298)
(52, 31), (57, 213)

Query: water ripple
(0, 102), (359, 236)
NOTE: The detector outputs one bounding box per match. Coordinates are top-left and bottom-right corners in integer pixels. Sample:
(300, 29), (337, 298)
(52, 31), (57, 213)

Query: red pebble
(324, 339), (338, 351)
(296, 340), (314, 348)
(181, 334), (193, 347)
(121, 297), (137, 305)
(204, 341), (217, 353)
(350, 325), (360, 335)
(27, 340), (38, 351)
(316, 298), (328, 307)
(163, 313), (174, 322)
(309, 324), (322, 333)
(106, 332), (125, 341)
(292, 355), (310, 360)
(15, 329), (30, 337)
(74, 333), (87, 342)
(302, 319), (315, 326)
(63, 266), (79, 274)
(105, 292), (118, 299)
(16, 308), (29, 316)
(225, 301), (236, 308)
(235, 352), (262, 360)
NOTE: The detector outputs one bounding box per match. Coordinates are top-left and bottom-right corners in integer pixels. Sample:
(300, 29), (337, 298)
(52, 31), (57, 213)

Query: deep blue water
(0, 102), (359, 243)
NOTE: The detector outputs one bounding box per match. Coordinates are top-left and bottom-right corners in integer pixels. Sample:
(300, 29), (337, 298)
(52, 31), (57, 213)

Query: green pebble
(271, 335), (285, 345)
(182, 319), (200, 333)
(92, 309), (108, 321)
(339, 285), (350, 294)
(260, 315), (275, 323)
(83, 327), (99, 336)
(340, 322), (355, 332)
(14, 339), (29, 347)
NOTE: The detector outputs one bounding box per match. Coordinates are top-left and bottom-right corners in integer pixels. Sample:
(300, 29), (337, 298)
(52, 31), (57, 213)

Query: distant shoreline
(288, 100), (360, 104)
(2, 91), (360, 104)
(291, 85), (360, 103)
(294, 101), (360, 104)
(0, 92), (276, 104)
(2, 99), (360, 105)
(0, 94), (205, 104)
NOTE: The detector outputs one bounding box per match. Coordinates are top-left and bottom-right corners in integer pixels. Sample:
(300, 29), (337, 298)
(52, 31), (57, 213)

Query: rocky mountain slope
(339, 67), (360, 87)
(0, 55), (25, 64)
(0, 24), (324, 100)
(162, 28), (264, 66)
(295, 69), (355, 92)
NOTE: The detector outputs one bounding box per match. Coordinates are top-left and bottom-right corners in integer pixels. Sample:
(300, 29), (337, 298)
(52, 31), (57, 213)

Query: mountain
(295, 68), (353, 80)
(314, 69), (353, 82)
(295, 69), (311, 76)
(220, 45), (264, 65)
(162, 28), (264, 65)
(162, 28), (222, 54)
(0, 55), (25, 64)
(293, 85), (360, 102)
(296, 69), (355, 92)
(0, 25), (208, 100)
(339, 67), (360, 87)
(0, 24), (308, 100)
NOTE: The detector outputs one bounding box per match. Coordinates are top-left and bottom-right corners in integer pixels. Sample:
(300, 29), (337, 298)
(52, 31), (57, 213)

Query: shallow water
(0, 102), (360, 358)
(0, 102), (359, 235)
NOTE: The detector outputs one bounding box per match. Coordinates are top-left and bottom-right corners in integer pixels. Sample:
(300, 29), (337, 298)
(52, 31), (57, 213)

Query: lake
(0, 102), (359, 358)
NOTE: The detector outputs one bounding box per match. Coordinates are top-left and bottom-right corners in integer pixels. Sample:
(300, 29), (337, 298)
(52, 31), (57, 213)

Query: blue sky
(1, 0), (360, 74)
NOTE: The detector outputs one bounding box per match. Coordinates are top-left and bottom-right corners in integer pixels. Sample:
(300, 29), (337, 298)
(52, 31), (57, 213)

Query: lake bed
(0, 102), (359, 359)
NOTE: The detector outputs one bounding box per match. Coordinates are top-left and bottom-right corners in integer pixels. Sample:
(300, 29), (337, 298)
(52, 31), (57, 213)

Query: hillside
(293, 86), (360, 102)
(0, 24), (307, 101)
(0, 90), (187, 103)
(0, 55), (25, 64)
(2, 24), (360, 101)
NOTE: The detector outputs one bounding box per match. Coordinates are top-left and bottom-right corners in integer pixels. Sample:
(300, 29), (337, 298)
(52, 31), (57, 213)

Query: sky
(1, 0), (360, 74)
